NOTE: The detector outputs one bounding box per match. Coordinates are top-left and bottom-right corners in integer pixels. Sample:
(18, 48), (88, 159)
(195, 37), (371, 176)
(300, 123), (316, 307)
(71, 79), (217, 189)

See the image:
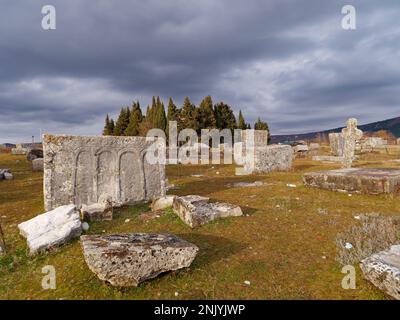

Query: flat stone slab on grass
(360, 245), (400, 300)
(172, 195), (242, 228)
(81, 233), (198, 287)
(303, 168), (400, 195)
(18, 204), (82, 255)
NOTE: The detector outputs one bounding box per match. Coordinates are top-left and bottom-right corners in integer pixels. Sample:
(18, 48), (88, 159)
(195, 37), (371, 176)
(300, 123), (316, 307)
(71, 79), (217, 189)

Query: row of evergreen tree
(103, 96), (269, 138)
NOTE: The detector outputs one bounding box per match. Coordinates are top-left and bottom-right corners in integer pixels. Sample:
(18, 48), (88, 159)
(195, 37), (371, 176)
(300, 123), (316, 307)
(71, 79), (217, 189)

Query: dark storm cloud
(0, 0), (399, 142)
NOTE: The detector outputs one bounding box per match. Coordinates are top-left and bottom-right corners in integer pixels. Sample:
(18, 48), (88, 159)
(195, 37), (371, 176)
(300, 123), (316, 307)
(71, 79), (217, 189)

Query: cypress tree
(125, 102), (143, 136)
(152, 97), (167, 131)
(196, 95), (216, 133)
(103, 114), (111, 135)
(114, 107), (130, 136)
(180, 97), (197, 130)
(214, 102), (237, 131)
(238, 110), (246, 130)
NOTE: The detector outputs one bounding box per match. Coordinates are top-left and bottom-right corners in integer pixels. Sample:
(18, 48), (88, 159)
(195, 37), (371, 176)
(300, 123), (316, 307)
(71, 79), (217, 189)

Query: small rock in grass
(345, 242), (353, 250)
(125, 219), (130, 223)
(174, 292), (179, 297)
(81, 222), (89, 232)
(354, 215), (361, 220)
(287, 184), (297, 188)
(244, 280), (251, 286)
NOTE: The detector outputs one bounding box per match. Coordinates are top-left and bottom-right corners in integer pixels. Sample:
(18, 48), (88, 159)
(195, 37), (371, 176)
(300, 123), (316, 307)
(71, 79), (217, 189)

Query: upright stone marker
(341, 118), (363, 168)
(43, 135), (166, 211)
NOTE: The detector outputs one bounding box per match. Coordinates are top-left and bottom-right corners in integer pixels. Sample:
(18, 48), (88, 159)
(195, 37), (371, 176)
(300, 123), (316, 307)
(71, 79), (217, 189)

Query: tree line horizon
(103, 96), (270, 141)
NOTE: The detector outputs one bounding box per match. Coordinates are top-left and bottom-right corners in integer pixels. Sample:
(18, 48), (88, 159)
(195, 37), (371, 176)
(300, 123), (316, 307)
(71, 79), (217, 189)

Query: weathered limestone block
(172, 195), (242, 228)
(329, 133), (345, 157)
(360, 245), (400, 300)
(18, 204), (82, 255)
(244, 145), (293, 174)
(303, 168), (400, 195)
(81, 200), (113, 222)
(81, 233), (199, 287)
(151, 195), (176, 212)
(32, 158), (44, 172)
(43, 135), (166, 211)
(11, 147), (29, 155)
(361, 137), (387, 149)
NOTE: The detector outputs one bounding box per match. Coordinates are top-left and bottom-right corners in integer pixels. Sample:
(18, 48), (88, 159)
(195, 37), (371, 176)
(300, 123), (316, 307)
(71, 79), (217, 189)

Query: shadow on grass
(177, 233), (247, 268)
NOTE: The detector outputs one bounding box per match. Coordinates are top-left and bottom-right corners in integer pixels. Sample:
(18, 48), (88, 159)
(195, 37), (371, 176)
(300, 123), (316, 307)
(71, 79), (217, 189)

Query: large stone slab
(244, 145), (293, 174)
(303, 168), (400, 194)
(81, 233), (199, 287)
(18, 204), (82, 255)
(43, 135), (166, 211)
(172, 195), (242, 228)
(360, 245), (400, 300)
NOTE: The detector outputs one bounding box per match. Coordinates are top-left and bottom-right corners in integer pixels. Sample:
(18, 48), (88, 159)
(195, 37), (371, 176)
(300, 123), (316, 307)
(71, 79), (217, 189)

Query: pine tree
(125, 102), (143, 136)
(114, 107), (130, 136)
(238, 110), (246, 130)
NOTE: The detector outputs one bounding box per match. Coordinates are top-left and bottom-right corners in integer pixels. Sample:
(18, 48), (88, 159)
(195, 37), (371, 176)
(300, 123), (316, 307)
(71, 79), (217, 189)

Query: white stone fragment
(18, 204), (82, 255)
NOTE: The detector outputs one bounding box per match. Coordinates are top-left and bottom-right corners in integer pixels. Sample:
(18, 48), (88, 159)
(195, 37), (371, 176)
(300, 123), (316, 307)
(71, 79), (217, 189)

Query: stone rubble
(18, 204), (82, 255)
(172, 195), (242, 228)
(81, 198), (113, 222)
(81, 233), (199, 287)
(0, 169), (13, 180)
(151, 195), (176, 212)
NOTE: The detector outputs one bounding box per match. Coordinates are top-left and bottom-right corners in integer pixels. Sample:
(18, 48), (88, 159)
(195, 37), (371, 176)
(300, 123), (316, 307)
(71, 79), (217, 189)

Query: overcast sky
(1, 1), (399, 143)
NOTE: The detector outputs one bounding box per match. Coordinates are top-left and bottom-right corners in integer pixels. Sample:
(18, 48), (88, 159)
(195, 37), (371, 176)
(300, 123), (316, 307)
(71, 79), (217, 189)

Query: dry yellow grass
(1, 151), (399, 300)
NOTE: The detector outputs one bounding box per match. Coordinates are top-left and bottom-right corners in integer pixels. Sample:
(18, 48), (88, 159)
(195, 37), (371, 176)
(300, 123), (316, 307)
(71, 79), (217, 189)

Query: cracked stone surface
(172, 195), (242, 228)
(81, 233), (199, 287)
(360, 245), (400, 300)
(18, 204), (82, 255)
(303, 168), (400, 195)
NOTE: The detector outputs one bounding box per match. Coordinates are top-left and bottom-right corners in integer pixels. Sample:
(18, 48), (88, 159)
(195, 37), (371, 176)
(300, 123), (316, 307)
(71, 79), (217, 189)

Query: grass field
(1, 151), (399, 300)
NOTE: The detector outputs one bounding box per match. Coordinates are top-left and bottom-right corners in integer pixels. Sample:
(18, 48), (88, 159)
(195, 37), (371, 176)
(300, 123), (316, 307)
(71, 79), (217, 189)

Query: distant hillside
(271, 116), (400, 143)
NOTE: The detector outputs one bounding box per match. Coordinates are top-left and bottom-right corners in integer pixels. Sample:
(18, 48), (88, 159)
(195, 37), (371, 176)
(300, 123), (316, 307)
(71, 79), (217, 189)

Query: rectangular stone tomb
(172, 195), (243, 228)
(43, 134), (166, 211)
(303, 168), (400, 194)
(245, 145), (293, 174)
